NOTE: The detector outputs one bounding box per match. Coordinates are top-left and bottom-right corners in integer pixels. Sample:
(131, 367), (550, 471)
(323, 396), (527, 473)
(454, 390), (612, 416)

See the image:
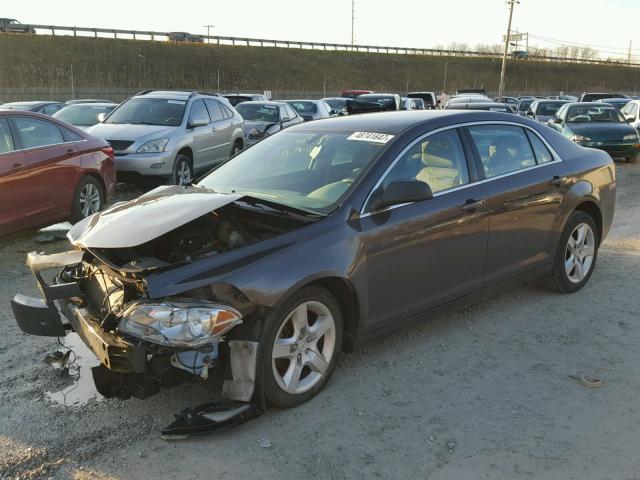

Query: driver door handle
(461, 199), (486, 212)
(11, 162), (23, 170)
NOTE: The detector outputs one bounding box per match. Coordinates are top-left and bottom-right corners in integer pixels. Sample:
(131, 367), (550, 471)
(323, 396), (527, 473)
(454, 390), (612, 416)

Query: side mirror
(370, 180), (433, 211)
(551, 117), (562, 124)
(97, 113), (107, 123)
(625, 117), (634, 124)
(188, 117), (209, 128)
(526, 110), (534, 117)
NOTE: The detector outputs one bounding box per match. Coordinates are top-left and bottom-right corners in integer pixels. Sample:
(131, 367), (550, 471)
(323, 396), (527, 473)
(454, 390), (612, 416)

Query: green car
(548, 102), (640, 162)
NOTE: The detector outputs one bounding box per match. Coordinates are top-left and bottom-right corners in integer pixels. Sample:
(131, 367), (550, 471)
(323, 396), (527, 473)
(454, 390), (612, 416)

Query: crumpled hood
(86, 123), (178, 147)
(243, 121), (279, 134)
(568, 122), (637, 142)
(68, 186), (241, 249)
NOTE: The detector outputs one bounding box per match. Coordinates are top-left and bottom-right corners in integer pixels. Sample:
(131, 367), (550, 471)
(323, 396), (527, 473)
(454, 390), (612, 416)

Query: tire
(229, 139), (243, 157)
(261, 286), (343, 408)
(70, 176), (104, 223)
(169, 153), (193, 185)
(542, 211), (599, 293)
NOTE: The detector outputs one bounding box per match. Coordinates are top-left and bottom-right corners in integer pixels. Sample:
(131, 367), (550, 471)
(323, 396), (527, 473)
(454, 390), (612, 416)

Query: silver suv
(87, 91), (244, 184)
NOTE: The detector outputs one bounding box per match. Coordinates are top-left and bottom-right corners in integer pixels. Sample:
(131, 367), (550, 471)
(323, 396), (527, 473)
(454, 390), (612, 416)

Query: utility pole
(443, 61), (448, 92)
(204, 25), (214, 44)
(351, 0), (355, 48)
(498, 0), (517, 100)
(628, 40), (633, 65)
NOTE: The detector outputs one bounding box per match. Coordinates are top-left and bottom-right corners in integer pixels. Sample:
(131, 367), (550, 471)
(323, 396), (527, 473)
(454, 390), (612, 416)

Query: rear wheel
(70, 176), (104, 223)
(261, 286), (343, 408)
(543, 211), (599, 293)
(170, 153), (193, 185)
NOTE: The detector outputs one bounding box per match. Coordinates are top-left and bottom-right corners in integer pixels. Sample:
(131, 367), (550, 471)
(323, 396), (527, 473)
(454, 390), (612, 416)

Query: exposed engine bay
(89, 201), (308, 270)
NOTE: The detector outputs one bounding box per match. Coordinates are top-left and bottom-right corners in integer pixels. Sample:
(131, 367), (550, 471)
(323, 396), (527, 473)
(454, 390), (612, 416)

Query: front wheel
(70, 176), (104, 223)
(170, 154), (193, 185)
(229, 140), (243, 157)
(543, 211), (599, 293)
(261, 286), (343, 408)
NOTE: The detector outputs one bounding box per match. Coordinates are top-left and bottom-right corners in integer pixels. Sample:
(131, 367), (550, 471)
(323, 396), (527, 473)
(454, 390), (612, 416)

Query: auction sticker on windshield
(168, 100), (186, 105)
(348, 132), (395, 144)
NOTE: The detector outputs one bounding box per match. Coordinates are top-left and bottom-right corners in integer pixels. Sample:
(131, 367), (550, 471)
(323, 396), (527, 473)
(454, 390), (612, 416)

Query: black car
(596, 98), (631, 111)
(322, 97), (350, 116)
(579, 92), (629, 102)
(1, 101), (65, 115)
(12, 111), (616, 437)
(348, 93), (401, 114)
(0, 18), (35, 33)
(223, 94), (268, 107)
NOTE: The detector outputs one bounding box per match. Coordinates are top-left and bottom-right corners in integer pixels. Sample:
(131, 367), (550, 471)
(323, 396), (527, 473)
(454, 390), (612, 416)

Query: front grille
(106, 140), (134, 152)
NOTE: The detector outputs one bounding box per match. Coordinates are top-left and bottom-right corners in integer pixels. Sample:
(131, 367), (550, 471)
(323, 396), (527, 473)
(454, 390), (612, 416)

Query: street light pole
(498, 0), (517, 100)
(204, 24), (214, 44)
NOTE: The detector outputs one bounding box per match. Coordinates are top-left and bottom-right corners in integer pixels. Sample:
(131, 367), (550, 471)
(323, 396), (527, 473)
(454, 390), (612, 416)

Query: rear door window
(467, 125), (536, 178)
(525, 130), (554, 164)
(14, 117), (64, 149)
(204, 99), (225, 122)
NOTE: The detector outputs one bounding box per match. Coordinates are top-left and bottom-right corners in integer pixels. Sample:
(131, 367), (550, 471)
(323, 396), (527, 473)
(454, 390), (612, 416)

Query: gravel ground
(1, 164), (639, 480)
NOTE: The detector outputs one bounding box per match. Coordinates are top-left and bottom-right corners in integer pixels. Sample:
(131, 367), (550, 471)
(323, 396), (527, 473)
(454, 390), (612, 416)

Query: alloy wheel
(79, 183), (101, 217)
(565, 222), (596, 283)
(272, 301), (337, 395)
(176, 159), (192, 185)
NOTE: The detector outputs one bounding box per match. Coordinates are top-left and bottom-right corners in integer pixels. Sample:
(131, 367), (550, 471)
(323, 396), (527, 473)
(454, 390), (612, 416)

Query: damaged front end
(11, 186), (314, 437)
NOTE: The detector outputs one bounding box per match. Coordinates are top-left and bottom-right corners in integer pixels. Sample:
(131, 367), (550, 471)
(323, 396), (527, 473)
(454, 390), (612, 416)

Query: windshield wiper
(234, 197), (326, 221)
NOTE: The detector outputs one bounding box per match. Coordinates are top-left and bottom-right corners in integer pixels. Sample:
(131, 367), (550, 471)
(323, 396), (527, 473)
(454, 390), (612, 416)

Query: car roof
(291, 110), (518, 135)
(224, 93), (264, 97)
(286, 99), (322, 103)
(235, 101), (286, 106)
(2, 101), (57, 106)
(449, 102), (510, 109)
(565, 102), (617, 108)
(61, 102), (116, 108)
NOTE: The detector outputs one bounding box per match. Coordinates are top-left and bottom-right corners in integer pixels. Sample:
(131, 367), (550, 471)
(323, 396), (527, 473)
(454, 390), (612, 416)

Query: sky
(5, 0), (640, 59)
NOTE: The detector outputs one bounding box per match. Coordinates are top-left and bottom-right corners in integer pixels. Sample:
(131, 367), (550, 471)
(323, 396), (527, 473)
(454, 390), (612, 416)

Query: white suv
(87, 91), (244, 184)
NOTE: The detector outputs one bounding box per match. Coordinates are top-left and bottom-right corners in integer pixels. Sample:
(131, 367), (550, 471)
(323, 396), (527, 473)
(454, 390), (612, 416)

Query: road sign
(263, 90), (272, 99)
(503, 32), (526, 42)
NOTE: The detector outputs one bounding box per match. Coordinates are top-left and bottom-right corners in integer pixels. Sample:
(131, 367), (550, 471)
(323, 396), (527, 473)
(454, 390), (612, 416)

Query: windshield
(566, 105), (624, 123)
(324, 98), (347, 109)
(236, 103), (280, 122)
(535, 102), (565, 116)
(105, 98), (187, 126)
(357, 95), (395, 107)
(54, 105), (115, 126)
(198, 130), (389, 214)
(288, 101), (318, 114)
(517, 99), (534, 111)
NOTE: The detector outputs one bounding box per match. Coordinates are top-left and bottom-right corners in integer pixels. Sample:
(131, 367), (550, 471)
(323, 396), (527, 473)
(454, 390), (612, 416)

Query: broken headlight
(118, 301), (242, 348)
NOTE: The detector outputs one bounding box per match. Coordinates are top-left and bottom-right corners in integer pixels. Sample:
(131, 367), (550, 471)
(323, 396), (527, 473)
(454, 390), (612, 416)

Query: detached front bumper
(11, 251), (146, 373)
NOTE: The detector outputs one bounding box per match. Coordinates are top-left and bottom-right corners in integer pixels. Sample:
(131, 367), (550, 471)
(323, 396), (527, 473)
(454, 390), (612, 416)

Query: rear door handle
(10, 162), (23, 170)
(550, 175), (569, 186)
(461, 199), (486, 212)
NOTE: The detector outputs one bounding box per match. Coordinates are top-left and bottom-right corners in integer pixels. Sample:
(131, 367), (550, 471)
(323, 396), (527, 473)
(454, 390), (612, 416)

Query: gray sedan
(236, 101), (304, 145)
(12, 110), (615, 437)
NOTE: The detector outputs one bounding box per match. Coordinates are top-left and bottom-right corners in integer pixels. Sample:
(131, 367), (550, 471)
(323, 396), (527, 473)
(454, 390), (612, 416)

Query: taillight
(101, 146), (114, 159)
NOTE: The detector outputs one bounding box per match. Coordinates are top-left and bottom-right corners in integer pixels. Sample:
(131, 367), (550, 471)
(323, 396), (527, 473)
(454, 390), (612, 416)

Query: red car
(340, 89), (373, 99)
(0, 110), (116, 236)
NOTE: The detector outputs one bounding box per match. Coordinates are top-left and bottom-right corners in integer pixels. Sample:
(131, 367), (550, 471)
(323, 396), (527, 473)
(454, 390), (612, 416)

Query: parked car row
(2, 86), (638, 237)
